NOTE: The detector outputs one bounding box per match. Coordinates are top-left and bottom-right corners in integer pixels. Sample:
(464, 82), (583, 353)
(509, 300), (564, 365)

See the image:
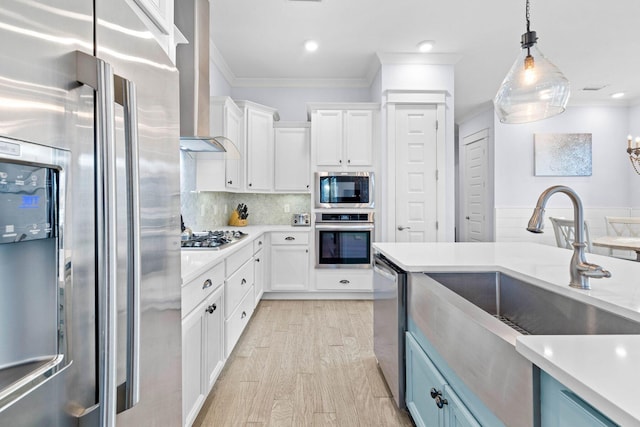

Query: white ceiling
(210, 0), (640, 121)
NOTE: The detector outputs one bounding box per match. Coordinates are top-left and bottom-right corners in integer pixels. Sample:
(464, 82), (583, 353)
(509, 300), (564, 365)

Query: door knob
(397, 225), (411, 231)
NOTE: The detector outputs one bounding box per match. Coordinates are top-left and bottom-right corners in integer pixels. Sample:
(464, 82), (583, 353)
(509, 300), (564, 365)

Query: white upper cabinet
(274, 123), (311, 192)
(241, 102), (276, 191)
(130, 0), (183, 63)
(344, 110), (373, 166)
(195, 96), (242, 192)
(309, 103), (379, 169)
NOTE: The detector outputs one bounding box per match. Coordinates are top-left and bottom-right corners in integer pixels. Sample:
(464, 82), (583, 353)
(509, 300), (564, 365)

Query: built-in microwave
(315, 171), (374, 209)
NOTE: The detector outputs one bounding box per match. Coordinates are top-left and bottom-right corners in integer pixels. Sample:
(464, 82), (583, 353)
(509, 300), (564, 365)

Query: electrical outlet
(284, 204), (290, 213)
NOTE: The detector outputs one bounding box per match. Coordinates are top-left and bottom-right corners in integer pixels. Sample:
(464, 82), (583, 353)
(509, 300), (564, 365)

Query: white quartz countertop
(181, 225), (310, 284)
(373, 241), (640, 425)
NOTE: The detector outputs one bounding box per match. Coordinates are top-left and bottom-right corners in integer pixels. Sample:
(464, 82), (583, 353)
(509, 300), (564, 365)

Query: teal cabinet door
(444, 385), (481, 427)
(540, 371), (618, 427)
(406, 333), (447, 427)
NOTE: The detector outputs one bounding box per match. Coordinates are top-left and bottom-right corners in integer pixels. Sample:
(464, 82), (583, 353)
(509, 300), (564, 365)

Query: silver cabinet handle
(255, 258), (260, 263)
(205, 304), (217, 314)
(397, 225), (411, 231)
(76, 50), (118, 427)
(114, 74), (141, 413)
(339, 279), (350, 285)
(285, 236), (295, 241)
(202, 279), (213, 289)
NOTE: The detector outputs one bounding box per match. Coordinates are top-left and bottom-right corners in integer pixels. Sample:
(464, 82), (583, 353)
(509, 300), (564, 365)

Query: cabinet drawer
(224, 259), (254, 319)
(253, 235), (265, 253)
(182, 262), (224, 317)
(225, 285), (254, 358)
(315, 269), (373, 291)
(271, 231), (309, 245)
(226, 243), (253, 275)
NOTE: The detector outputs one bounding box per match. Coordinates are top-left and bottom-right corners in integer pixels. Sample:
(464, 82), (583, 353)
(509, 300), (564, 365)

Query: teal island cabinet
(406, 318), (505, 427)
(540, 371), (618, 427)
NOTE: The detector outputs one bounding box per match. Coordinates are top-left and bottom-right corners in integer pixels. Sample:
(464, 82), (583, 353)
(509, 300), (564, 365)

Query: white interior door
(395, 105), (438, 242)
(463, 135), (488, 241)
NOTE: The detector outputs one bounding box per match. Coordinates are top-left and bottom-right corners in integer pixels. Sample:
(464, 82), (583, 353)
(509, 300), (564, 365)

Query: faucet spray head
(527, 207), (545, 233)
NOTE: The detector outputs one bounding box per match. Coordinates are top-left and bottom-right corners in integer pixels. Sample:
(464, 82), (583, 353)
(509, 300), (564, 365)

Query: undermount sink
(408, 271), (640, 427)
(426, 271), (640, 336)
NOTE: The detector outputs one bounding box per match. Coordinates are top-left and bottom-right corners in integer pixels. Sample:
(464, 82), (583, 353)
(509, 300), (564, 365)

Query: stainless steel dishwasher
(373, 253), (407, 409)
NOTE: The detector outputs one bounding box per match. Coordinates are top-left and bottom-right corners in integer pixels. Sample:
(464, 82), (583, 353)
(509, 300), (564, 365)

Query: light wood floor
(193, 300), (414, 427)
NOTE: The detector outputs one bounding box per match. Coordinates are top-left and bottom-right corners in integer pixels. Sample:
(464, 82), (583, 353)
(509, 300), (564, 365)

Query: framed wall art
(534, 133), (592, 176)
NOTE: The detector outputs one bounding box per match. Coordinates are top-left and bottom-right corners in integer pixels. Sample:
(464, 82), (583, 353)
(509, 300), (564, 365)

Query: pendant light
(493, 0), (570, 124)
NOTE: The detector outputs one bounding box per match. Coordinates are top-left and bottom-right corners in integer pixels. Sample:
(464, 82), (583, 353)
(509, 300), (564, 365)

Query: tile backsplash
(180, 151), (310, 230)
(181, 191), (311, 231)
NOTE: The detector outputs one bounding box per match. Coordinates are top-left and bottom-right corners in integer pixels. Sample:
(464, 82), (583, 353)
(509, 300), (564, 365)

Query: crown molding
(231, 77), (372, 88)
(376, 52), (463, 65)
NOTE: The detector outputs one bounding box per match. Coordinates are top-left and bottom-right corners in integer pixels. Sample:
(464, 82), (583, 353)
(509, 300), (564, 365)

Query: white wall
(210, 60), (232, 96)
(495, 106), (631, 209)
(629, 103), (640, 208)
(379, 63), (456, 241)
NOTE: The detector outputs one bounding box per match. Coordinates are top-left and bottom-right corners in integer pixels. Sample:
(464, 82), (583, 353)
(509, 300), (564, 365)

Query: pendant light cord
(525, 0), (531, 55)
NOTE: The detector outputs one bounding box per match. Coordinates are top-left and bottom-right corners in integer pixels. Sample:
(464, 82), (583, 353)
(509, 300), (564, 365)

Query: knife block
(228, 210), (248, 226)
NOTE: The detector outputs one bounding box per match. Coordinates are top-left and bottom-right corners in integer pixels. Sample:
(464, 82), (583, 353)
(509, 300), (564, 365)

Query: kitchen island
(373, 241), (640, 426)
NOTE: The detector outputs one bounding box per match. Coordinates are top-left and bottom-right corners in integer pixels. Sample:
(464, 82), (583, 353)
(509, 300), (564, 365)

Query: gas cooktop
(181, 230), (248, 249)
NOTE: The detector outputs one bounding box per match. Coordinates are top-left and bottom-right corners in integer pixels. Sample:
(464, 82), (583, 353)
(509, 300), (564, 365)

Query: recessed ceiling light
(304, 40), (319, 52)
(611, 92), (625, 99)
(417, 40), (435, 53)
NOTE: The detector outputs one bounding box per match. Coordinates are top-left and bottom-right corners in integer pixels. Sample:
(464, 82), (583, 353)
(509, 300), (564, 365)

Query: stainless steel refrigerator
(0, 0), (182, 425)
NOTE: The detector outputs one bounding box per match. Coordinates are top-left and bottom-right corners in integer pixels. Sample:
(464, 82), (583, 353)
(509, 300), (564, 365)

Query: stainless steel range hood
(175, 0), (237, 154)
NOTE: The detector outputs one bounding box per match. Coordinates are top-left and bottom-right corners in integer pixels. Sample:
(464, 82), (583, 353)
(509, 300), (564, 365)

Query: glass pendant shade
(494, 44), (570, 124)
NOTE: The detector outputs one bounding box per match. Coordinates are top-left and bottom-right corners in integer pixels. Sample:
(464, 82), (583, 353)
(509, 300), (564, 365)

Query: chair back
(549, 217), (592, 252)
(605, 216), (640, 237)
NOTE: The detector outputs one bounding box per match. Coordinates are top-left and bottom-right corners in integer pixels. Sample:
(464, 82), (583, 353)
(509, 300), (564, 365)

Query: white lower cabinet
(224, 284), (255, 357)
(224, 244), (256, 357)
(182, 265), (224, 427)
(253, 235), (265, 304)
(270, 231), (309, 291)
(315, 269), (373, 291)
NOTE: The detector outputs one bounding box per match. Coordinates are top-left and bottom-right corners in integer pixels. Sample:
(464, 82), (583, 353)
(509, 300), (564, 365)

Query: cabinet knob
(465, 216), (470, 220)
(347, 159), (351, 164)
(241, 278), (247, 285)
(339, 279), (350, 285)
(339, 159), (342, 164)
(249, 183), (252, 187)
(241, 311), (247, 319)
(430, 388), (440, 399)
(306, 184), (309, 188)
(255, 258), (260, 262)
(202, 278), (213, 289)
(205, 303), (217, 314)
(434, 395), (448, 409)
(227, 180), (233, 185)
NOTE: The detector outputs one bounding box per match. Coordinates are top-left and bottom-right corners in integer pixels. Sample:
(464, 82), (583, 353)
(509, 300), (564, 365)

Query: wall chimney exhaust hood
(175, 0), (239, 156)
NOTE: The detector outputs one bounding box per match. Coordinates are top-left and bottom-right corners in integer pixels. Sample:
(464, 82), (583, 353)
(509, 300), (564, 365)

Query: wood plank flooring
(193, 300), (414, 427)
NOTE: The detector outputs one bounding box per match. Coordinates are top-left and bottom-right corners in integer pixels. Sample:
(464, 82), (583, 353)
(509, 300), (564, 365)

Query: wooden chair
(548, 217), (592, 252)
(604, 216), (640, 258)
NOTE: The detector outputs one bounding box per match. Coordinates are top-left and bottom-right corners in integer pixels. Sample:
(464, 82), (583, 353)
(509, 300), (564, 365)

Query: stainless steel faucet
(527, 185), (611, 290)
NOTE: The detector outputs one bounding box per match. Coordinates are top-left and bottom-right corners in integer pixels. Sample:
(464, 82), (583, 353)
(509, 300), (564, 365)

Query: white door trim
(385, 90), (446, 242)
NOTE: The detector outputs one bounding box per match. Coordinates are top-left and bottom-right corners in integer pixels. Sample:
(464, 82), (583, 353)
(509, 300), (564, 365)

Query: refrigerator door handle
(114, 75), (141, 412)
(76, 51), (118, 427)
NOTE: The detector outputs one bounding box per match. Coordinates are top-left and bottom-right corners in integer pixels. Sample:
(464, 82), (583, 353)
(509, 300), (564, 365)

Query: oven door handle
(315, 223), (374, 231)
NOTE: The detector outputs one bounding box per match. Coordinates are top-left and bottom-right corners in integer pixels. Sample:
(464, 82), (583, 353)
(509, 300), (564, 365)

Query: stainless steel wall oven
(315, 212), (374, 268)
